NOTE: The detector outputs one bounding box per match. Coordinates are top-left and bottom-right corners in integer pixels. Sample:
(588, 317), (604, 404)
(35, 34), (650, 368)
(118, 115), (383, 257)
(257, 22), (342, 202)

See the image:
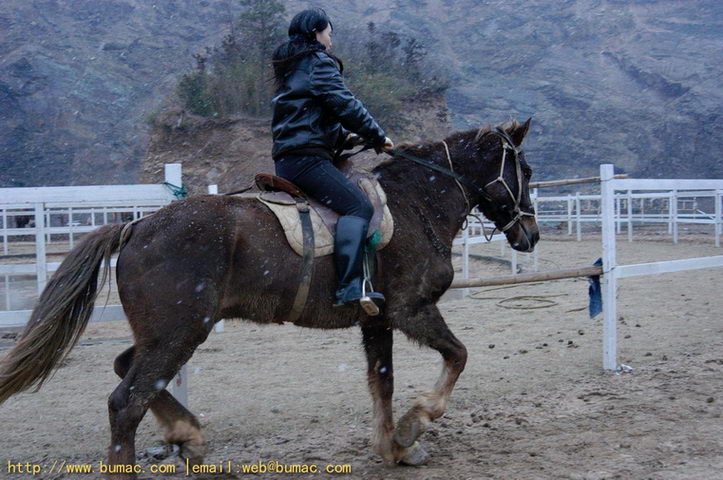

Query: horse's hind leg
(113, 346), (205, 464)
(108, 326), (211, 478)
(391, 304), (468, 462)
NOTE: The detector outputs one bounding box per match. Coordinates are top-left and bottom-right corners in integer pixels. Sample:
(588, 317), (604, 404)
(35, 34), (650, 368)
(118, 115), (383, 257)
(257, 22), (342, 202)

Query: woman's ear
(507, 117), (532, 147)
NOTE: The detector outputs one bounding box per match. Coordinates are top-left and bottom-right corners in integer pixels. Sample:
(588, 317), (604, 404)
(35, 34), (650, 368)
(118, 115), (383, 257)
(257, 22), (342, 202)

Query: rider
(270, 8), (394, 310)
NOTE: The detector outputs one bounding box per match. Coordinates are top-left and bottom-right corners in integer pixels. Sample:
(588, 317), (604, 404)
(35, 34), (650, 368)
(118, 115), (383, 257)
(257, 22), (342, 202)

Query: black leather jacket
(271, 51), (386, 161)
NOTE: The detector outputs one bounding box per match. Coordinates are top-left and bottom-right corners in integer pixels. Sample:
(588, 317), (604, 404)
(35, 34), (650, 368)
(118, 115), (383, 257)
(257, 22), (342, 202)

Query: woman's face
(315, 24), (332, 50)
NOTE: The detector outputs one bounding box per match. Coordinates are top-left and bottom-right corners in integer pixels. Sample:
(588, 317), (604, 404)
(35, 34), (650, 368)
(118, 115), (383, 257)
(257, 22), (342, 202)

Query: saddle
(250, 170), (394, 258)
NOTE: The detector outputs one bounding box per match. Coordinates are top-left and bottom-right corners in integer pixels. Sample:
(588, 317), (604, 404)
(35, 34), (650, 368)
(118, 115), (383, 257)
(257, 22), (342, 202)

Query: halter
(481, 128), (536, 233)
(388, 127), (533, 236)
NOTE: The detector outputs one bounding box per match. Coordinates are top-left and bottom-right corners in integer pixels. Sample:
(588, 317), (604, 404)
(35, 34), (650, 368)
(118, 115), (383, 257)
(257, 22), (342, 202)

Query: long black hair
(271, 8), (344, 91)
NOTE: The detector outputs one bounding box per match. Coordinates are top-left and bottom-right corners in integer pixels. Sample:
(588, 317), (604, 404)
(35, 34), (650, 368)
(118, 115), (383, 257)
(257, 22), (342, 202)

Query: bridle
(385, 127), (535, 236)
(480, 128), (536, 233)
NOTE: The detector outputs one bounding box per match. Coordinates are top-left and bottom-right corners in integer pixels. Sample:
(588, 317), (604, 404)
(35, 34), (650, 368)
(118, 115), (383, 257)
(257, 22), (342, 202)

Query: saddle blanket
(251, 180), (394, 258)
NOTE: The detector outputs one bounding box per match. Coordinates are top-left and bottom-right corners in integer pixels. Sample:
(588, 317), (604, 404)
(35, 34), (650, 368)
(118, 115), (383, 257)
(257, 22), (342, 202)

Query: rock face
(141, 95), (451, 196)
(386, 0), (723, 179)
(2, 0), (722, 186)
(0, 0), (239, 187)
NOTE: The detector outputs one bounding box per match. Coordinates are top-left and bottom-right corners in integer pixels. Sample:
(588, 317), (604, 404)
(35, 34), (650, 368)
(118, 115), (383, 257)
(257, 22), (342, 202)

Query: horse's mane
(374, 119), (521, 170)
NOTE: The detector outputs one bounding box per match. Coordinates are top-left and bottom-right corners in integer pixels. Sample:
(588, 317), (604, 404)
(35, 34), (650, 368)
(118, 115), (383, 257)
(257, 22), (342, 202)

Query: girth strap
(287, 197), (315, 323)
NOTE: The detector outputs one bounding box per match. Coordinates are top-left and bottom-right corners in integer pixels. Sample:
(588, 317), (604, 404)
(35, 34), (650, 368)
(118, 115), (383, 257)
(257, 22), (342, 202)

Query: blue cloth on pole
(588, 258), (603, 318)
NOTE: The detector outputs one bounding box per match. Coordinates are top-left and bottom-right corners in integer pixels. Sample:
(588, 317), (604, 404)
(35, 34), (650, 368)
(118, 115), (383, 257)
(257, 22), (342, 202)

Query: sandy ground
(0, 231), (721, 479)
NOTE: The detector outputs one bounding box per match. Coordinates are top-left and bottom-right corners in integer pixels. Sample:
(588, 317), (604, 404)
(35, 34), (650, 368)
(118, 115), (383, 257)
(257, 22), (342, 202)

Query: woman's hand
(343, 133), (365, 149)
(374, 137), (394, 154)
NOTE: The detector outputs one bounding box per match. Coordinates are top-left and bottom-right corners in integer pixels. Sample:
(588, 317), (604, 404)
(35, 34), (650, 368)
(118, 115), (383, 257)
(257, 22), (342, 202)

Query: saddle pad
(257, 183), (394, 258)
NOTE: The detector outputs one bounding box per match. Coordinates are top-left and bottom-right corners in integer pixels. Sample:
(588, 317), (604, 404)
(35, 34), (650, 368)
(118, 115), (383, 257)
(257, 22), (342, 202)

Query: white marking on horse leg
(395, 356), (464, 448)
(368, 361), (398, 463)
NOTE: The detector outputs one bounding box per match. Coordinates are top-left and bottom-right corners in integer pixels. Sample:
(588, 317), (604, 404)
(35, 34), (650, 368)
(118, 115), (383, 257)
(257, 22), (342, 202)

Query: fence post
(164, 164), (183, 194)
(34, 203), (47, 293)
(462, 225), (470, 297)
(567, 196), (573, 235)
(615, 196), (622, 234)
(68, 206), (74, 249)
(575, 192), (582, 241)
(672, 189), (678, 244)
(1, 207), (7, 255)
(600, 164), (617, 371)
(208, 184), (226, 332)
(627, 190), (633, 242)
(716, 190), (721, 248)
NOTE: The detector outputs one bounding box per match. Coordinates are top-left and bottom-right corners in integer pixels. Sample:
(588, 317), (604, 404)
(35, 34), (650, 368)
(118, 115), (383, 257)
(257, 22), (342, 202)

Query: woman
(270, 8), (393, 310)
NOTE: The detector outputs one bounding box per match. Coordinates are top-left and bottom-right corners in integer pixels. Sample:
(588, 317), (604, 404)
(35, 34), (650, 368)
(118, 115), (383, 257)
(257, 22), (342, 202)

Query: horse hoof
(145, 444), (179, 460)
(398, 442), (429, 466)
(393, 417), (419, 448)
(179, 441), (205, 466)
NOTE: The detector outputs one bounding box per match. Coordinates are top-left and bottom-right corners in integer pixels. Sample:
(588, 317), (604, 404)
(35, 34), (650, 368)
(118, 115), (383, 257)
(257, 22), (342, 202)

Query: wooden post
(164, 164), (183, 197)
(627, 190), (633, 242)
(208, 184), (225, 333)
(462, 224), (470, 297)
(672, 189), (678, 244)
(68, 206), (74, 249)
(567, 196), (573, 235)
(575, 192), (582, 242)
(4, 274), (9, 311)
(34, 203), (47, 293)
(600, 164), (617, 371)
(716, 190), (721, 248)
(1, 207), (7, 255)
(615, 196), (622, 234)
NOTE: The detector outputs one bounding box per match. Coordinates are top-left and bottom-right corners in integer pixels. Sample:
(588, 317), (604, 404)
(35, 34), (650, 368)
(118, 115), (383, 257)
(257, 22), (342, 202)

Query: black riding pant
(274, 154), (373, 221)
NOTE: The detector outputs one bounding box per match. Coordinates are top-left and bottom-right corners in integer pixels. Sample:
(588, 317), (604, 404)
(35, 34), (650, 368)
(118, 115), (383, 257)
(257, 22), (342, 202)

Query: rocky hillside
(2, 0), (721, 187)
(141, 94), (451, 195)
(0, 0), (240, 187)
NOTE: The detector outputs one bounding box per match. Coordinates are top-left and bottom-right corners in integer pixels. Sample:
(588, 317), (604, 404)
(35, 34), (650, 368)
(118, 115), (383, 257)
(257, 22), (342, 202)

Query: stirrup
(359, 278), (383, 316)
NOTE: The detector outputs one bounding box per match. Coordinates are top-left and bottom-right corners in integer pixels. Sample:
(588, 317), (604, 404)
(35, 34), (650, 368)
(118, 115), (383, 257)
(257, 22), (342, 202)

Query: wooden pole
(449, 265), (602, 289)
(529, 174), (628, 189)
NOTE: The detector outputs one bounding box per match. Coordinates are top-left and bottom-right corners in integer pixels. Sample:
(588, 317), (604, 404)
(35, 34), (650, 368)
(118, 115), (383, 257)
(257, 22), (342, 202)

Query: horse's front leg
(390, 303), (468, 461)
(361, 319), (406, 463)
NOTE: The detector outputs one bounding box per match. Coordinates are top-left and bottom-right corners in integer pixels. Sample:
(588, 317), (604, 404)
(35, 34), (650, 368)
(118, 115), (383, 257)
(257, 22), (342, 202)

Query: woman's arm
(310, 53), (387, 148)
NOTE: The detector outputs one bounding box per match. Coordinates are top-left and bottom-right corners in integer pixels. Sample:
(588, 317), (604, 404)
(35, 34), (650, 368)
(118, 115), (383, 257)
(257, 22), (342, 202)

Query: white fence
(0, 164), (182, 326)
(598, 165), (723, 369)
(2, 164), (722, 402)
(533, 188), (722, 246)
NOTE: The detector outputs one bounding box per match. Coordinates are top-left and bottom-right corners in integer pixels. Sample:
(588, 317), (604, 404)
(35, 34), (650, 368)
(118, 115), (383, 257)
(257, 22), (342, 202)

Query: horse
(0, 118), (539, 476)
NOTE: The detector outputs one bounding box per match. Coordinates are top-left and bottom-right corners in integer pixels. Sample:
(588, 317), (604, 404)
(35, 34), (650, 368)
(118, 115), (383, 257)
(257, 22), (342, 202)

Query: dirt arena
(1, 231), (721, 479)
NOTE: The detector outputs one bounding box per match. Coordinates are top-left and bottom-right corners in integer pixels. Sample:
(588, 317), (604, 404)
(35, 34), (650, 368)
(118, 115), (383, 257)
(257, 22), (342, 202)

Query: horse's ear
(508, 117), (532, 147)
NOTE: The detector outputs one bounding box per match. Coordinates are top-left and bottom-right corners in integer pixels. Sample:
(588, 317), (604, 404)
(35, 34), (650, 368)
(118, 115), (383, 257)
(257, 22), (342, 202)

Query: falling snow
(154, 379), (168, 391)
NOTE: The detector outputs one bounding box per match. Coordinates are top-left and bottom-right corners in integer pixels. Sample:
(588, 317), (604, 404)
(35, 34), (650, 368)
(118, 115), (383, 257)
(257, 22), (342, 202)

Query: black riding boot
(332, 215), (385, 312)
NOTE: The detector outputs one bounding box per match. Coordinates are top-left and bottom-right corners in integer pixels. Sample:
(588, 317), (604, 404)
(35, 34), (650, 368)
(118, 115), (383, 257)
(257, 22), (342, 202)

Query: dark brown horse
(0, 119), (538, 476)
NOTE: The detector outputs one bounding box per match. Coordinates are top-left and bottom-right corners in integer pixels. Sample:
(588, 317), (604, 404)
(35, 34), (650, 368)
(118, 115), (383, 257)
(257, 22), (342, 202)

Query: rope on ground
(469, 287), (568, 310)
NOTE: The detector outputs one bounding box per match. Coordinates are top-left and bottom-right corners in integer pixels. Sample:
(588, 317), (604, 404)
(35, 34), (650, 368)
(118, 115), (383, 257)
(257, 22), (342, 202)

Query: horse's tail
(0, 222), (129, 405)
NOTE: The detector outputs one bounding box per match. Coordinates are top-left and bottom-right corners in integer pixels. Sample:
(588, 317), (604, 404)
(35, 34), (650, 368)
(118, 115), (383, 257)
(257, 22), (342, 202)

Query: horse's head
(471, 118), (539, 252)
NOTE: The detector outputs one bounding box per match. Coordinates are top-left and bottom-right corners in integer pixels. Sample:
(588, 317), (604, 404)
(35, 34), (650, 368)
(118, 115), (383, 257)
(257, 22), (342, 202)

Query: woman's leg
(274, 155), (381, 308)
(275, 155), (373, 220)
